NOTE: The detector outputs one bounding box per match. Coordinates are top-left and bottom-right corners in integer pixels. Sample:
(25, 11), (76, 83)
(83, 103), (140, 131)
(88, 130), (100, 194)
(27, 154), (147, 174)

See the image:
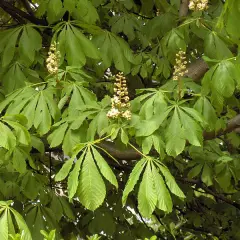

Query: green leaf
(159, 165), (185, 198)
(3, 120), (30, 146)
(204, 32), (232, 60)
(58, 24), (99, 67)
(152, 134), (165, 159)
(31, 135), (45, 155)
(122, 158), (147, 206)
(93, 31), (135, 73)
(34, 93), (51, 135)
(165, 108), (185, 157)
(162, 29), (186, 62)
(142, 136), (153, 155)
(188, 164), (203, 179)
(152, 165), (172, 212)
(12, 148), (27, 173)
(2, 28), (21, 68)
(64, 0), (77, 13)
(55, 158), (75, 181)
(19, 25), (42, 65)
(179, 108), (203, 147)
(136, 107), (172, 137)
(0, 210), (8, 240)
(212, 61), (236, 98)
(48, 122), (68, 148)
(120, 129), (129, 145)
(194, 97), (217, 131)
(10, 208), (32, 240)
(77, 150), (106, 210)
(73, 0), (99, 24)
(47, 0), (64, 23)
(2, 63), (27, 93)
(68, 153), (85, 199)
(0, 122), (16, 150)
(73, 26), (100, 59)
(138, 162), (157, 217)
(201, 163), (213, 186)
(92, 146), (118, 189)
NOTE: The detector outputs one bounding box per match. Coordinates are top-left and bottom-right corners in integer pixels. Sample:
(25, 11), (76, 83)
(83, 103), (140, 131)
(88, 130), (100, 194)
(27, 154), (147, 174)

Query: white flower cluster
(189, 0), (208, 11)
(173, 50), (188, 81)
(46, 42), (60, 74)
(107, 72), (131, 120)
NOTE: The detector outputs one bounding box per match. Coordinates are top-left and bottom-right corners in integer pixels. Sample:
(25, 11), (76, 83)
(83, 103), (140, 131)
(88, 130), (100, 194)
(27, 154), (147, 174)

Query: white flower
(122, 110), (131, 120)
(107, 108), (120, 118)
(189, 1), (195, 10)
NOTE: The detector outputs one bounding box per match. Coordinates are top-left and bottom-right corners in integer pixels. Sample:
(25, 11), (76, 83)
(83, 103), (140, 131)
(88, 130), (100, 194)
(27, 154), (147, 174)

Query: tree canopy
(0, 0), (240, 239)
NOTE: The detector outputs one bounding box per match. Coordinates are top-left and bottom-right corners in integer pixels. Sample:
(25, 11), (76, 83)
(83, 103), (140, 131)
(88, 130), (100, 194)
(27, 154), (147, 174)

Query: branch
(94, 114), (240, 160)
(177, 177), (240, 210)
(36, 112), (240, 161)
(0, 0), (46, 25)
(20, 0), (34, 16)
(185, 58), (209, 81)
(179, 0), (189, 18)
(97, 142), (141, 160)
(204, 114), (240, 140)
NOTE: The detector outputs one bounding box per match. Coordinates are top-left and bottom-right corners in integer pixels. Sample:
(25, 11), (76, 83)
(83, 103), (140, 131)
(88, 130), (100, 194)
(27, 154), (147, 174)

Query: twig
(177, 177), (240, 210)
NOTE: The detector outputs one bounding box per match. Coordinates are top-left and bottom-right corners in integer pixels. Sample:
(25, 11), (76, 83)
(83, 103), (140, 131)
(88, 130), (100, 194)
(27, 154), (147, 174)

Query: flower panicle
(189, 0), (208, 11)
(46, 41), (61, 75)
(173, 50), (188, 81)
(107, 72), (131, 120)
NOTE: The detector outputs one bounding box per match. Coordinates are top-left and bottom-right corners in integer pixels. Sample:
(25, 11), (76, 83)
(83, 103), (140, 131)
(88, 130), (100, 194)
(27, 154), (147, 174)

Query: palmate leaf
(110, 13), (141, 41)
(48, 111), (94, 152)
(55, 144), (117, 208)
(37, 0), (65, 23)
(25, 205), (59, 240)
(77, 150), (106, 210)
(48, 93), (109, 153)
(92, 31), (136, 73)
(56, 23), (100, 67)
(0, 86), (60, 135)
(0, 201), (32, 240)
(0, 115), (30, 152)
(202, 60), (240, 111)
(133, 92), (172, 136)
(60, 82), (97, 116)
(0, 25), (42, 68)
(123, 158), (184, 217)
(10, 209), (32, 240)
(18, 25), (42, 65)
(72, 0), (99, 24)
(194, 97), (218, 131)
(2, 63), (27, 93)
(162, 28), (186, 62)
(165, 106), (204, 157)
(142, 134), (165, 157)
(204, 32), (232, 60)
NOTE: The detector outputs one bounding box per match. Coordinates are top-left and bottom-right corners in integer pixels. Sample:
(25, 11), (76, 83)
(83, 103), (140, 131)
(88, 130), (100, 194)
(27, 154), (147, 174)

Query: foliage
(0, 0), (240, 239)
